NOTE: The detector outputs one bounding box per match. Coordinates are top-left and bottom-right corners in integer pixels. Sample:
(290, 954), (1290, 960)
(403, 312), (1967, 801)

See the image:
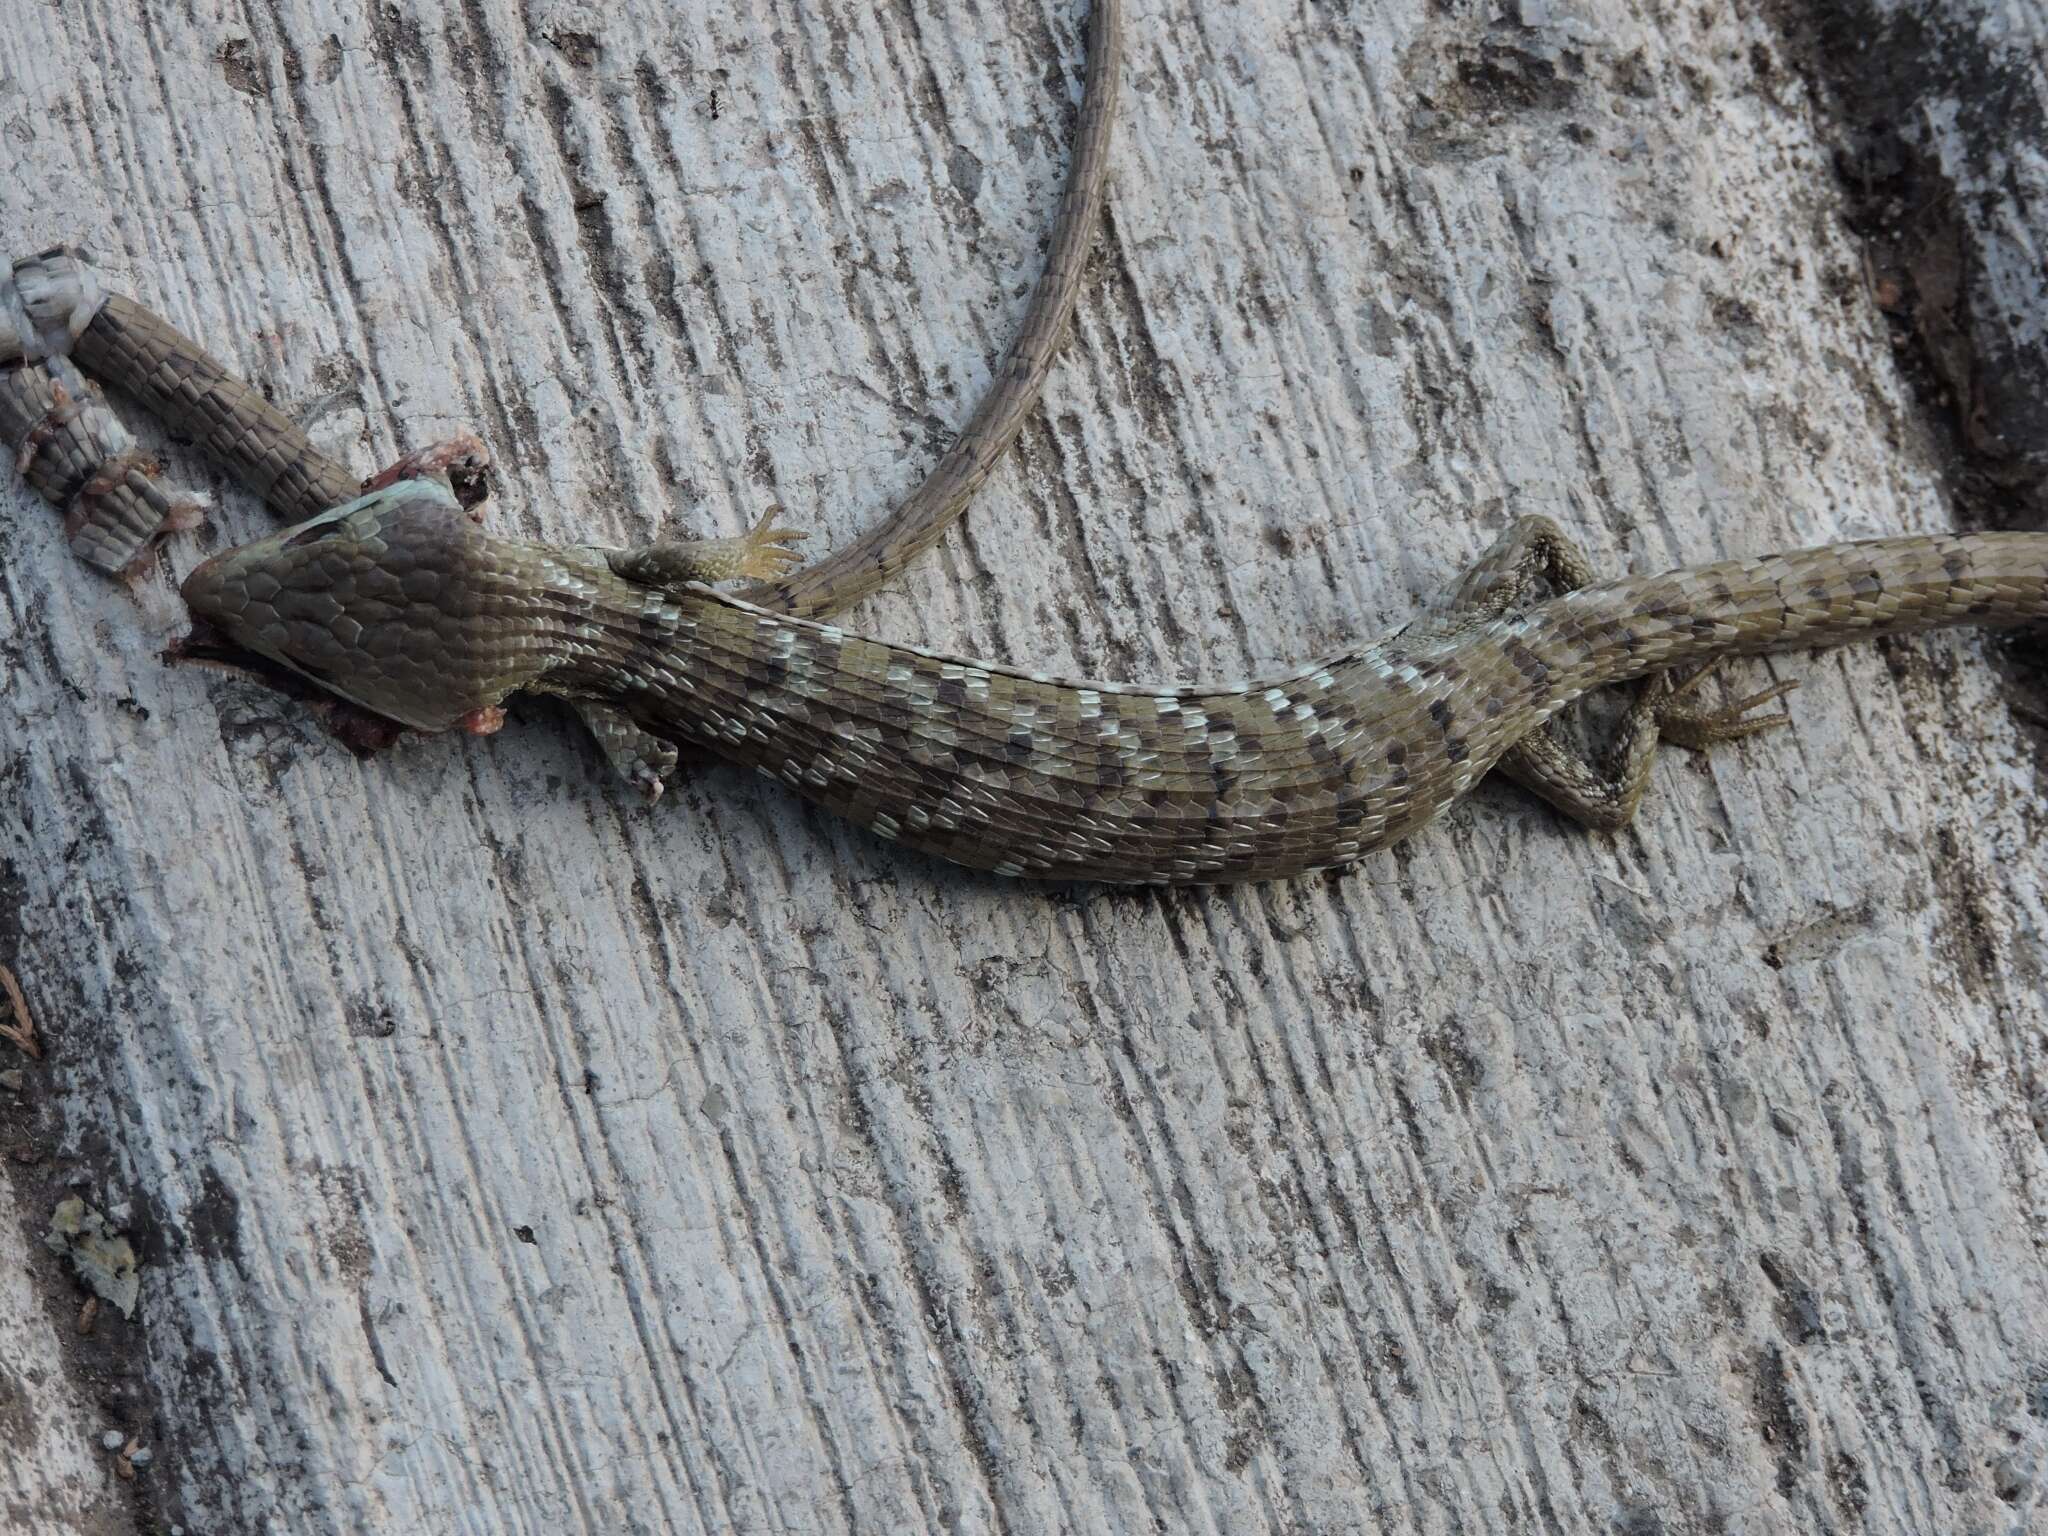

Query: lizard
(160, 480), (2046, 882)
(5, 1), (2045, 883)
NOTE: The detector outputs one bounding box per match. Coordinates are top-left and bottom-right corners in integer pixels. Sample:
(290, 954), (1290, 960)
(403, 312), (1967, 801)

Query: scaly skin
(177, 482), (2048, 883)
(2, 250), (352, 569)
(0, 354), (207, 574)
(740, 0), (1122, 618)
(70, 292), (364, 523)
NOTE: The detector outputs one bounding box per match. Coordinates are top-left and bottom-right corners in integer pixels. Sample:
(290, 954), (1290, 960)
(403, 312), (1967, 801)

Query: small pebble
(128, 1447), (153, 1468)
(0, 1069), (22, 1092)
(101, 1430), (125, 1451)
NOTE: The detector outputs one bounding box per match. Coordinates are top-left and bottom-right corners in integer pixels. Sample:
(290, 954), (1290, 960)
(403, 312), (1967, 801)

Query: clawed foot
(1652, 664), (1799, 750)
(362, 432), (494, 514)
(735, 505), (807, 581)
(606, 507), (809, 590)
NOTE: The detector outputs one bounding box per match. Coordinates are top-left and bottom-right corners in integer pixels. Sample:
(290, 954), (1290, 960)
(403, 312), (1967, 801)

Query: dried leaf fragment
(0, 965), (39, 1058)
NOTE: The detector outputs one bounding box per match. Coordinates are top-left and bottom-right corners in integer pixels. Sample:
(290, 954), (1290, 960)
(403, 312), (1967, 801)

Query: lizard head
(176, 479), (533, 734)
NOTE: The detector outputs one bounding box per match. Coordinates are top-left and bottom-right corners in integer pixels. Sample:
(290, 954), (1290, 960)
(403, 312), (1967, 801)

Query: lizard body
(178, 482), (2048, 883)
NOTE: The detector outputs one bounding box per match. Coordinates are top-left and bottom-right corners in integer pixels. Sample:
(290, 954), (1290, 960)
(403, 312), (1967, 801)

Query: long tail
(1515, 532), (2048, 709)
(738, 0), (1123, 619)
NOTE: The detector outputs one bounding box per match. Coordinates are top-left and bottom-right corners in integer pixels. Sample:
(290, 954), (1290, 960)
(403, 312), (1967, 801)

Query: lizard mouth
(164, 620), (410, 758)
(163, 615), (286, 679)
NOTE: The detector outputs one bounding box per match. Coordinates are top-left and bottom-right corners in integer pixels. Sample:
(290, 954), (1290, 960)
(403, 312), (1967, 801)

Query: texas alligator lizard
(6, 1), (2045, 883)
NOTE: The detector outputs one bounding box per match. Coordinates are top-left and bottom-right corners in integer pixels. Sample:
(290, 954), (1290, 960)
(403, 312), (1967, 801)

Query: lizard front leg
(565, 699), (680, 802)
(604, 506), (806, 590)
(556, 509), (806, 797)
(1444, 515), (1796, 832)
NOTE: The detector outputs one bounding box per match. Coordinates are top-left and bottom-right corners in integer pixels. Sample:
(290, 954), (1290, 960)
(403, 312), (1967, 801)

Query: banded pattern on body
(184, 489), (2048, 883)
(560, 531), (2048, 881)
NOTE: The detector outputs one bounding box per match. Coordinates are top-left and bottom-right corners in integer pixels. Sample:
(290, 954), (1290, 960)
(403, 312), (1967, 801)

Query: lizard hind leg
(1436, 516), (1629, 818)
(1502, 666), (1799, 832)
(570, 700), (681, 803)
(605, 506), (807, 592)
(1439, 515), (1796, 833)
(1652, 664), (1799, 751)
(1435, 514), (1601, 620)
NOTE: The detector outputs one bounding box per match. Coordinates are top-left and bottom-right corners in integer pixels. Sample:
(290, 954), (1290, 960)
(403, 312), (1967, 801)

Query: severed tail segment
(0, 346), (211, 578)
(1, 249), (210, 576)
(0, 245), (375, 577)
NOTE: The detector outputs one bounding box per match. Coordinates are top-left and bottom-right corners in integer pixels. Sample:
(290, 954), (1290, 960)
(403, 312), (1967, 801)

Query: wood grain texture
(3, 1), (2045, 1532)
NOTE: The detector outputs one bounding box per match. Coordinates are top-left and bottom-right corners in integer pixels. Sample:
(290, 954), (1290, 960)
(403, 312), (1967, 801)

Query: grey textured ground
(2, 1), (2045, 1532)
